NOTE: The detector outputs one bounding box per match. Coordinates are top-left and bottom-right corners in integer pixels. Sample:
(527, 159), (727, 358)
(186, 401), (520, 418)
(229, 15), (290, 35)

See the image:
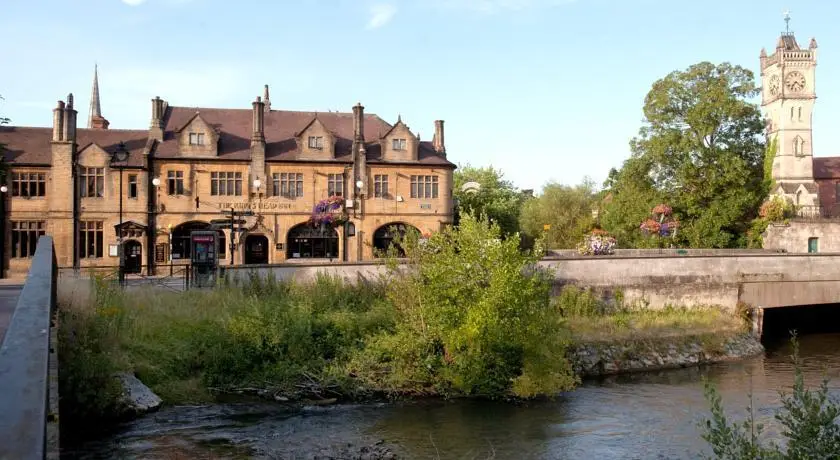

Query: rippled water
(63, 334), (840, 460)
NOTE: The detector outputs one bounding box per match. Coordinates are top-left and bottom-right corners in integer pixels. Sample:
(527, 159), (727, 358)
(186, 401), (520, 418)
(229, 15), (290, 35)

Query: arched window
(796, 190), (804, 206)
(791, 106), (795, 120)
(798, 107), (802, 121)
(286, 224), (339, 259)
(372, 223), (421, 257)
(793, 136), (805, 156)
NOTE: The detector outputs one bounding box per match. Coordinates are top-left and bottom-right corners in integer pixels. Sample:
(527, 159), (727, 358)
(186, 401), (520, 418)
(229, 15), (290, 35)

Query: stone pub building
(0, 70), (455, 276)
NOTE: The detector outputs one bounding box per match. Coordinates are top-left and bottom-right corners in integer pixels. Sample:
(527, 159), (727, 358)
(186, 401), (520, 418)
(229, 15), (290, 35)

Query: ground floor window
(11, 221), (46, 258)
(171, 222), (226, 260)
(79, 221), (104, 259)
(372, 223), (420, 257)
(287, 224), (338, 259)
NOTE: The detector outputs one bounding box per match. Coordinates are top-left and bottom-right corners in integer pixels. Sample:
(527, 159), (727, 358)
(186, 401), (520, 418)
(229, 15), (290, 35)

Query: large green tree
(520, 179), (598, 249)
(601, 62), (767, 248)
(453, 165), (525, 237)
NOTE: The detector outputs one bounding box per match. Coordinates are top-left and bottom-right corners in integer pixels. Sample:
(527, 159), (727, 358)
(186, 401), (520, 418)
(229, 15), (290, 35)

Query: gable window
(79, 221), (104, 259)
(211, 172), (243, 196)
(11, 172), (46, 197)
(273, 172), (304, 198)
(168, 171), (185, 195)
(11, 221), (45, 258)
(128, 174), (138, 199)
(410, 175), (439, 199)
(308, 136), (324, 149)
(374, 174), (389, 198)
(189, 133), (205, 145)
(392, 139), (407, 151)
(327, 174), (344, 197)
(80, 167), (104, 198)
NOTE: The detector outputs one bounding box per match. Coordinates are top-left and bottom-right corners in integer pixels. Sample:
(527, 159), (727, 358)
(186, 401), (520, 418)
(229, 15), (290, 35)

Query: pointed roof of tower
(88, 64), (110, 130)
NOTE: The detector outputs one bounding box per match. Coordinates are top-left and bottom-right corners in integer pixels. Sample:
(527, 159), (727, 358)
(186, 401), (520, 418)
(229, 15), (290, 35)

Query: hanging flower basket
(308, 195), (348, 228)
(652, 204), (672, 216)
(640, 219), (662, 235)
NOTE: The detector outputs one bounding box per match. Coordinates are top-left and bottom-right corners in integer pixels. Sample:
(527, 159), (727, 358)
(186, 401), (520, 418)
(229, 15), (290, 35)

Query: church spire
(88, 64), (109, 130)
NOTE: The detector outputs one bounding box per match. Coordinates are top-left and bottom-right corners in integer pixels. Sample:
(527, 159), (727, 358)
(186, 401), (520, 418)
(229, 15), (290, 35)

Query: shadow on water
(63, 333), (840, 460)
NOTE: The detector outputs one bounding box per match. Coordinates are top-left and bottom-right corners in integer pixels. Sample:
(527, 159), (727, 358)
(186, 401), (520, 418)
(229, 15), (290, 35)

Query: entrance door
(244, 235), (269, 265)
(123, 240), (142, 274)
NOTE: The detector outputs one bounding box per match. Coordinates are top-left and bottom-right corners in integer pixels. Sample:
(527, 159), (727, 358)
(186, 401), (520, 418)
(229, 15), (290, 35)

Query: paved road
(0, 283), (24, 346)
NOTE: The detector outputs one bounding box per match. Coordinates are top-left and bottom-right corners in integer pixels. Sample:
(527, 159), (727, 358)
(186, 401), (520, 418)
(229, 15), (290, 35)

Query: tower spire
(783, 10), (791, 35)
(88, 64), (109, 130)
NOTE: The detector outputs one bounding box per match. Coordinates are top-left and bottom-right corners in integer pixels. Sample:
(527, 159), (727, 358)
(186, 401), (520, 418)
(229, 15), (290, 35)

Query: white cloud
(121, 0), (147, 6)
(366, 3), (397, 29)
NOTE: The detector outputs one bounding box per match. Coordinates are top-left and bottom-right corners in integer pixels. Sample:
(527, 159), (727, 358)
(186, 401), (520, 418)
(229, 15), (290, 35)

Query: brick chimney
(149, 96), (166, 141)
(62, 94), (77, 142)
(352, 102), (365, 141)
(52, 100), (65, 142)
(433, 120), (445, 155)
(250, 96), (266, 192)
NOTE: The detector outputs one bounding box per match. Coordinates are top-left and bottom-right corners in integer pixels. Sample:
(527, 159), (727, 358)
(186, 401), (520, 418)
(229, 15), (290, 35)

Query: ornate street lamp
(111, 141), (130, 286)
(0, 184), (6, 279)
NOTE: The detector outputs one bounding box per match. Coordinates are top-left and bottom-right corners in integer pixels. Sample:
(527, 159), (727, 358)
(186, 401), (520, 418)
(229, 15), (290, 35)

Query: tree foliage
(520, 180), (599, 249)
(349, 213), (577, 398)
(453, 165), (525, 237)
(601, 62), (767, 248)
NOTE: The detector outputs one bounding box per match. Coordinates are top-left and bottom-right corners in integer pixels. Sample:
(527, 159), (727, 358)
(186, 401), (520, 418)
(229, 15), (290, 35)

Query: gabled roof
(0, 126), (149, 166)
(777, 182), (818, 194)
(378, 116), (416, 140)
(293, 115), (333, 138)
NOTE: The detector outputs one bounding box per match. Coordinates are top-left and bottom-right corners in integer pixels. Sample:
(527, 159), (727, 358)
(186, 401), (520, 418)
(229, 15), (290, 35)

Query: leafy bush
(702, 335), (840, 459)
(348, 214), (578, 398)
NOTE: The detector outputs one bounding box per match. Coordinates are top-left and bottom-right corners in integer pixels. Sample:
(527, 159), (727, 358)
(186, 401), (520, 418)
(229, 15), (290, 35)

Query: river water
(63, 333), (840, 460)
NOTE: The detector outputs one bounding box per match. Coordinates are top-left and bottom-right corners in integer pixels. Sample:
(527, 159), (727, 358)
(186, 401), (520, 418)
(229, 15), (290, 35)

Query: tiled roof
(0, 126), (149, 167)
(778, 34), (800, 51)
(0, 107), (454, 168)
(157, 106), (454, 166)
(813, 157), (840, 179)
(778, 182), (818, 194)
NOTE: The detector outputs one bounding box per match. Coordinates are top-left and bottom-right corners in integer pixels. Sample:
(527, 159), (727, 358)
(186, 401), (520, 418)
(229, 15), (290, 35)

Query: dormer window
(189, 133), (205, 145)
(392, 139), (407, 151)
(308, 136), (324, 149)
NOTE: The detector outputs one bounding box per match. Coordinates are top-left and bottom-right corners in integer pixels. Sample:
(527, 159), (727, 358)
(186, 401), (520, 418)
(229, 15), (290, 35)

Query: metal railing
(0, 236), (59, 459)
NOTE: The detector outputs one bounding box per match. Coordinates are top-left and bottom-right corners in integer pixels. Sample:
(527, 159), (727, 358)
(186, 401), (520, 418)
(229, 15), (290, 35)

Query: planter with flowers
(640, 203), (680, 239)
(577, 228), (617, 256)
(308, 196), (349, 232)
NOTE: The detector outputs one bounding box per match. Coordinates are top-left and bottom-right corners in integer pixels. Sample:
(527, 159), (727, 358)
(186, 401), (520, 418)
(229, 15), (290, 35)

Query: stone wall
(762, 220), (840, 253)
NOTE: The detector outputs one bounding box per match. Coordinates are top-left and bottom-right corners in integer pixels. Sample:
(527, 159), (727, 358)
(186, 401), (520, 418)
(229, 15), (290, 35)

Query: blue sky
(2, 0), (838, 192)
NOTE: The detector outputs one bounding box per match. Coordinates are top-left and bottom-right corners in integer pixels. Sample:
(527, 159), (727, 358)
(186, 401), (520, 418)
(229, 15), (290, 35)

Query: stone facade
(760, 22), (840, 251)
(0, 74), (455, 277)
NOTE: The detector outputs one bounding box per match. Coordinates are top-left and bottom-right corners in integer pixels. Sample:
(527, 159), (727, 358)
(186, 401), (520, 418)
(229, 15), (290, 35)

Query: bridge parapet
(0, 236), (59, 459)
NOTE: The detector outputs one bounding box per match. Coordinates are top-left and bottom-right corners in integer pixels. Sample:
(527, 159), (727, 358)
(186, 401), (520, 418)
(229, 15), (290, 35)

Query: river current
(63, 333), (840, 459)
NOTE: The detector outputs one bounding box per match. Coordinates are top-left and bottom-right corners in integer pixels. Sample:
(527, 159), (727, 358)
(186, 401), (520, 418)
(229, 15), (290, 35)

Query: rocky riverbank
(569, 332), (764, 378)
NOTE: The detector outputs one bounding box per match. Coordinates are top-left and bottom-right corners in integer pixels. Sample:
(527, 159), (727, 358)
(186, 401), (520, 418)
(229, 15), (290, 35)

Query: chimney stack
(62, 93), (77, 142)
(433, 120), (445, 155)
(352, 102), (365, 141)
(52, 101), (65, 142)
(150, 96), (166, 141)
(252, 96), (265, 142)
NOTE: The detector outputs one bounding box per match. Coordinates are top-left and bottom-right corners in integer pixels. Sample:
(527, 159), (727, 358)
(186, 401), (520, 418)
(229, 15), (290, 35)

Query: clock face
(785, 71), (806, 92)
(769, 75), (780, 96)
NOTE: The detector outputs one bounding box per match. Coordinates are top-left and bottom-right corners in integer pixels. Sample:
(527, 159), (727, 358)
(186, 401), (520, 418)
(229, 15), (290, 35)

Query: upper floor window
(794, 136), (805, 157)
(128, 174), (138, 199)
(308, 136), (324, 149)
(392, 139), (407, 151)
(328, 174), (344, 197)
(11, 221), (45, 258)
(798, 107), (803, 121)
(168, 171), (185, 195)
(11, 172), (46, 197)
(211, 172), (243, 196)
(80, 167), (104, 198)
(410, 175), (439, 199)
(273, 172), (304, 198)
(374, 174), (389, 198)
(189, 133), (205, 145)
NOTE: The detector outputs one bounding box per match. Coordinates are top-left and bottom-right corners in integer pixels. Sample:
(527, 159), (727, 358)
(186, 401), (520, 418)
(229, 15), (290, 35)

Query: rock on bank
(568, 332), (764, 378)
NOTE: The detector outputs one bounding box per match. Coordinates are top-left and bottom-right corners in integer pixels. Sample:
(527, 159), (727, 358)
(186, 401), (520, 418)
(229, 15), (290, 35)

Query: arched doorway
(171, 221), (226, 261)
(373, 223), (420, 257)
(123, 240), (142, 274)
(287, 224), (339, 259)
(244, 234), (269, 264)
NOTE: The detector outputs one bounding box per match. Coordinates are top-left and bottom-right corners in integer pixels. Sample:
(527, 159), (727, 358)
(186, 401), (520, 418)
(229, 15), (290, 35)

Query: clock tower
(760, 15), (819, 211)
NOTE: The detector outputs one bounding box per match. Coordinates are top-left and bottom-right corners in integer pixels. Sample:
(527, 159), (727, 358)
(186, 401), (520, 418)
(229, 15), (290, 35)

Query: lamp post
(0, 184), (7, 279)
(151, 177), (161, 276)
(111, 142), (130, 286)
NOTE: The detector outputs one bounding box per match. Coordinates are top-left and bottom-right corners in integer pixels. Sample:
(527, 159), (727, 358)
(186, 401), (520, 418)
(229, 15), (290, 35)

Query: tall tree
(453, 165), (524, 237)
(602, 62), (766, 248)
(520, 179), (598, 249)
